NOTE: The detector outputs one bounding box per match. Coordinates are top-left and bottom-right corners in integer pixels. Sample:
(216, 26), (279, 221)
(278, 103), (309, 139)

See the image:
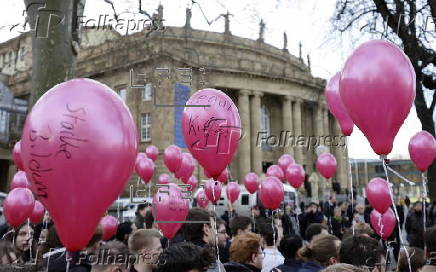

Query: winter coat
(405, 211), (424, 248)
(224, 262), (261, 272)
(296, 261), (323, 272)
(272, 258), (302, 272)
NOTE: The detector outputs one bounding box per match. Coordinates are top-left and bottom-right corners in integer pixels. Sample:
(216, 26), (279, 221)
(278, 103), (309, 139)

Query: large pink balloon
(316, 153), (337, 179)
(20, 78), (137, 252)
(340, 40), (416, 155)
(158, 174), (171, 184)
(10, 171), (31, 190)
(100, 216), (119, 241)
(4, 188), (35, 228)
(366, 178), (392, 214)
(182, 88), (241, 179)
(408, 131), (436, 172)
(30, 200), (45, 224)
(259, 177), (284, 210)
(217, 168), (229, 184)
(285, 164), (305, 188)
(145, 145), (159, 161)
(278, 154), (295, 173)
(244, 173), (260, 194)
(163, 145), (182, 173)
(186, 176), (198, 192)
(196, 190), (209, 208)
(12, 141), (24, 170)
(325, 72), (354, 136)
(204, 179), (222, 204)
(153, 184), (189, 239)
(266, 165), (285, 181)
(370, 208), (396, 240)
(135, 157), (154, 184)
(226, 182), (240, 204)
(175, 153), (195, 181)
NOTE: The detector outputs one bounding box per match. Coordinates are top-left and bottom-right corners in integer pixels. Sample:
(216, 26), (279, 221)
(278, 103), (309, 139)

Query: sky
(0, 0), (433, 160)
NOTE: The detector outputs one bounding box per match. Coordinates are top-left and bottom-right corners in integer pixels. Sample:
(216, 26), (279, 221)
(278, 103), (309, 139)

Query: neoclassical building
(0, 6), (350, 199)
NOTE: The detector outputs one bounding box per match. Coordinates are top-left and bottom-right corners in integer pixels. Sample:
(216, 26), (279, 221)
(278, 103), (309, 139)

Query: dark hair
(424, 226), (436, 254)
(182, 208), (210, 242)
(215, 217), (225, 227)
(258, 223), (277, 247)
(46, 225), (62, 249)
(145, 210), (154, 229)
(309, 202), (319, 207)
(339, 235), (384, 268)
(0, 240), (18, 264)
(398, 247), (425, 272)
(229, 216), (251, 237)
(93, 241), (130, 271)
(278, 235), (303, 259)
(157, 242), (214, 272)
(115, 221), (134, 244)
(135, 204), (148, 216)
(299, 234), (340, 266)
(305, 223), (328, 242)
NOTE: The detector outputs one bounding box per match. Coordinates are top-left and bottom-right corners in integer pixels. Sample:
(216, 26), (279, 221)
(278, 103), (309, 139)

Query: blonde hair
(299, 234), (340, 266)
(128, 229), (161, 253)
(322, 263), (367, 272)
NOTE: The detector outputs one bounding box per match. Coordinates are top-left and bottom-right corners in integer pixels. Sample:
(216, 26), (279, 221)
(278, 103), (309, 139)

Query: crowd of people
(0, 197), (434, 272)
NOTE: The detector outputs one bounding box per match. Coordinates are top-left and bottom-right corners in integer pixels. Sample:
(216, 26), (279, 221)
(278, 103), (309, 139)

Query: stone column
(333, 120), (349, 192)
(282, 95), (294, 156)
(251, 92), (263, 175)
(323, 106), (330, 137)
(238, 90), (251, 182)
(293, 98), (303, 164)
(314, 102), (324, 138)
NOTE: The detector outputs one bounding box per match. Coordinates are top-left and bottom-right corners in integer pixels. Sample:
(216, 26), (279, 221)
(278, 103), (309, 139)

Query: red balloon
(259, 177), (283, 210)
(226, 182), (240, 204)
(278, 154), (295, 173)
(158, 174), (171, 184)
(135, 157), (154, 184)
(285, 164), (305, 188)
(12, 141), (24, 170)
(20, 78), (138, 252)
(153, 184), (189, 239)
(366, 178), (392, 214)
(175, 153), (195, 181)
(196, 190), (209, 208)
(325, 72), (354, 136)
(10, 171), (31, 190)
(30, 200), (45, 224)
(182, 89), (241, 179)
(266, 165), (285, 181)
(204, 179), (222, 204)
(340, 40), (415, 155)
(244, 173), (260, 194)
(136, 153), (147, 165)
(163, 145), (182, 173)
(316, 153), (337, 179)
(408, 131), (436, 172)
(145, 145), (159, 161)
(217, 168), (229, 183)
(370, 208), (396, 240)
(186, 176), (198, 192)
(100, 216), (119, 241)
(4, 188), (35, 228)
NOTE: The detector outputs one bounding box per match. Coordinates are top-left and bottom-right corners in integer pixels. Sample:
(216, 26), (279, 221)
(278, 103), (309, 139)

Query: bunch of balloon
(316, 153), (337, 180)
(370, 208), (396, 240)
(244, 173), (260, 231)
(408, 131), (436, 234)
(135, 152), (155, 197)
(226, 181), (240, 218)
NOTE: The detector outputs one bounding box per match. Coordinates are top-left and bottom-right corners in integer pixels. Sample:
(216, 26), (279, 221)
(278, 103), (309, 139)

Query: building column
(333, 119), (349, 191)
(323, 106), (330, 137)
(282, 95), (294, 156)
(238, 90), (251, 182)
(293, 98), (303, 164)
(250, 92), (263, 175)
(314, 102), (324, 138)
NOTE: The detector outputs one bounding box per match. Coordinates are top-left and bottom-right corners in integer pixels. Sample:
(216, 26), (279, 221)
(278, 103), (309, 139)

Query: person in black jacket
(282, 204), (298, 236)
(272, 235), (303, 272)
(405, 202), (425, 249)
(299, 203), (324, 240)
(156, 242), (214, 272)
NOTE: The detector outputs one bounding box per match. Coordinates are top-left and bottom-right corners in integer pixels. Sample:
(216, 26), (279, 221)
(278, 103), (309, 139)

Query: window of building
(241, 194), (249, 205)
(260, 104), (270, 135)
(141, 113), (151, 142)
(117, 88), (127, 102)
(142, 83), (153, 101)
(0, 110), (9, 136)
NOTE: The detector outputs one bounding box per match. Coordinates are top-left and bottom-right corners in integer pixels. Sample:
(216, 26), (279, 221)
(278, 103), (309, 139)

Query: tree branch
(103, 0), (118, 20)
(138, 0), (152, 20)
(429, 0), (436, 26)
(423, 73), (436, 90)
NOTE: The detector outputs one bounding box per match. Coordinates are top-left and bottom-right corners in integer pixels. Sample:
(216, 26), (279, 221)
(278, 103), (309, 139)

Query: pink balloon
(278, 154), (295, 173)
(10, 171), (31, 190)
(340, 40), (416, 155)
(175, 153), (195, 181)
(244, 173), (260, 194)
(196, 190), (209, 208)
(4, 188), (35, 228)
(30, 200), (45, 224)
(136, 153), (147, 165)
(217, 168), (229, 184)
(266, 165), (285, 181)
(135, 157), (154, 184)
(366, 178), (392, 214)
(12, 141), (24, 170)
(158, 174), (171, 184)
(285, 164), (305, 188)
(186, 176), (198, 192)
(226, 182), (240, 204)
(145, 145), (159, 161)
(20, 78), (138, 252)
(259, 176), (284, 210)
(153, 184), (189, 239)
(164, 145), (182, 173)
(100, 215), (119, 241)
(325, 72), (354, 136)
(408, 131), (436, 172)
(316, 153), (337, 179)
(204, 179), (222, 204)
(370, 208), (396, 240)
(182, 88), (241, 179)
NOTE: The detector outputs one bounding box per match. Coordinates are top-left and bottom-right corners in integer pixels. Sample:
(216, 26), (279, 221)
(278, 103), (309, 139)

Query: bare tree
(333, 0), (436, 200)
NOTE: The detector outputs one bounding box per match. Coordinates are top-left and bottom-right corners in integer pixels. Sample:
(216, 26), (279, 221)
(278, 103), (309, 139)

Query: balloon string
(386, 166), (415, 186)
(28, 219), (32, 261)
(272, 210), (276, 249)
(346, 137), (355, 236)
(117, 195), (120, 221)
(422, 173), (427, 239)
(251, 195), (255, 232)
(378, 214), (384, 238)
(381, 156), (411, 272)
(213, 204), (221, 272)
(1, 229), (14, 240)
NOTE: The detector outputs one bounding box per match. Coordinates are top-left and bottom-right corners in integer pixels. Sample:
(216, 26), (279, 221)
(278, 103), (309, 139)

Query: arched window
(260, 104), (270, 135)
